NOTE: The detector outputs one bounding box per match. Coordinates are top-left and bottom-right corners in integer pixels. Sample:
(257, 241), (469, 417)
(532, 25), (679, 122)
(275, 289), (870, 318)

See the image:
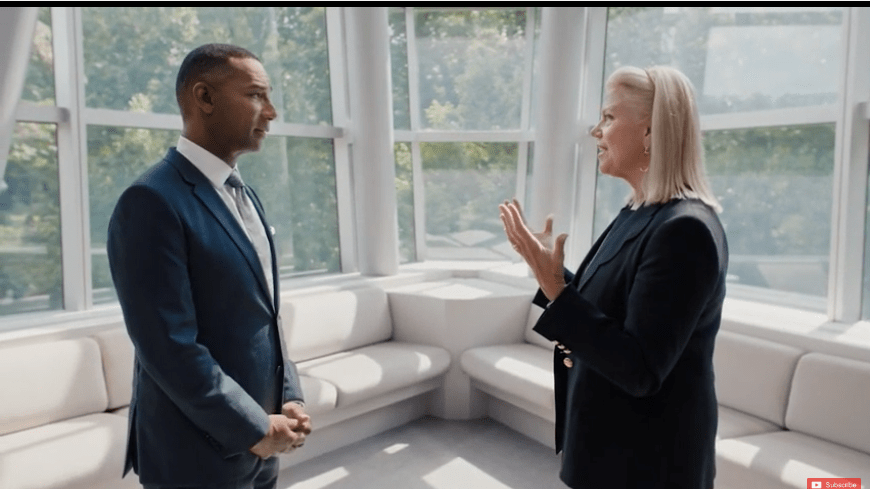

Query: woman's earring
(643, 146), (650, 156)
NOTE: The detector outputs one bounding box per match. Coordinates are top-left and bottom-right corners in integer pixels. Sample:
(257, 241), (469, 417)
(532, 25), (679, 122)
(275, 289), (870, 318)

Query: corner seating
(0, 285), (450, 488)
(4, 279), (869, 489)
(460, 302), (870, 488)
(277, 286), (451, 466)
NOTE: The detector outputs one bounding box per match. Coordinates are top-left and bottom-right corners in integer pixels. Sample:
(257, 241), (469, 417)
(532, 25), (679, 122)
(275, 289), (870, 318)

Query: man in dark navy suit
(108, 44), (311, 489)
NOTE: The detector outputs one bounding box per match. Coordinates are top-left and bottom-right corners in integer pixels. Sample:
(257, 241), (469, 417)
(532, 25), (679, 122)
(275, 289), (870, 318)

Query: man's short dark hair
(175, 43), (260, 111)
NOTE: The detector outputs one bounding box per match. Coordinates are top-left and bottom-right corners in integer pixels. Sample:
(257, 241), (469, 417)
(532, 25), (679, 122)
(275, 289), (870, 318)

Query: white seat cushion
(713, 330), (802, 426)
(0, 413), (138, 489)
(297, 342), (450, 407)
(0, 338), (108, 436)
(785, 352), (870, 454)
(460, 343), (554, 413)
(716, 431), (870, 489)
(716, 405), (781, 441)
(523, 304), (551, 349)
(298, 375), (338, 415)
(282, 287), (394, 363)
(110, 406), (130, 417)
(91, 326), (135, 411)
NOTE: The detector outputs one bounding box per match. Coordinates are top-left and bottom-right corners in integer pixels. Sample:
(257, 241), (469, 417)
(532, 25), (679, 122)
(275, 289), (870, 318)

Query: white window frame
(396, 6), (538, 261)
(5, 6), (870, 333)
(7, 6), (352, 325)
(579, 6), (870, 324)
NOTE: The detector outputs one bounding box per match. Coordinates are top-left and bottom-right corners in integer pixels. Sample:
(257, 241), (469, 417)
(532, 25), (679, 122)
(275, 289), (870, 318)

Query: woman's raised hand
(499, 198), (568, 301)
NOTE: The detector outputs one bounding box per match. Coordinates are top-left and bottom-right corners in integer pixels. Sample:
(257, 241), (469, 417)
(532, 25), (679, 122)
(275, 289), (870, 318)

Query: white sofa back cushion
(524, 302), (551, 349)
(785, 352), (870, 454)
(92, 327), (135, 410)
(282, 287), (393, 363)
(0, 338), (109, 436)
(713, 331), (803, 426)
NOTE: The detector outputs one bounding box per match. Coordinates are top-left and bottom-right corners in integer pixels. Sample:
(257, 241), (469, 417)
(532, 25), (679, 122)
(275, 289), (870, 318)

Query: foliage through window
(79, 6), (339, 304)
(596, 6), (843, 309)
(0, 124), (61, 315)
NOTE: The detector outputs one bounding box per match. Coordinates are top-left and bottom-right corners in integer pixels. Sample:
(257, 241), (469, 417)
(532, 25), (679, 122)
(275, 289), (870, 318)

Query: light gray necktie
(225, 169), (274, 300)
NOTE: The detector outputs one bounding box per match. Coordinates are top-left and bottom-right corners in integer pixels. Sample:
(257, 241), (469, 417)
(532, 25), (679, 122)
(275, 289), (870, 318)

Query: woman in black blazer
(501, 66), (727, 489)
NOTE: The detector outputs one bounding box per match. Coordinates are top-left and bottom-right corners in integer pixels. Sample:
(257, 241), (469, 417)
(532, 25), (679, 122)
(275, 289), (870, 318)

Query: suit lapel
(167, 149), (274, 312)
(577, 203), (663, 292)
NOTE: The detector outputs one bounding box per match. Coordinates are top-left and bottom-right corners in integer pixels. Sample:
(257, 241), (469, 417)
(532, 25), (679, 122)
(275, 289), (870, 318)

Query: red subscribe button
(808, 479), (861, 488)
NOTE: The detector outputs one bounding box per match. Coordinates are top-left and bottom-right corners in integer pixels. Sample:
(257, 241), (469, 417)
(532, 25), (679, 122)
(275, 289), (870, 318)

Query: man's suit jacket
(107, 148), (304, 486)
(532, 198), (728, 489)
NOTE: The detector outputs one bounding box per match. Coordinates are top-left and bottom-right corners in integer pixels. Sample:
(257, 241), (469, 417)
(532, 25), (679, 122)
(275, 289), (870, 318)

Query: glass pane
(271, 7), (332, 125)
(88, 126), (179, 304)
(395, 142), (416, 263)
(605, 7), (844, 115)
(707, 125), (834, 305)
(243, 136), (340, 275)
(389, 8), (411, 130)
(421, 142), (517, 260)
(81, 7), (332, 124)
(21, 6), (55, 105)
(414, 9), (528, 130)
(594, 125), (835, 307)
(598, 7), (843, 310)
(0, 123), (61, 316)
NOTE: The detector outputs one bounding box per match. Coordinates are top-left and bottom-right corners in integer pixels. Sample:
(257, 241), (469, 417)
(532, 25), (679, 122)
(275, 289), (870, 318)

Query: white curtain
(0, 7), (39, 192)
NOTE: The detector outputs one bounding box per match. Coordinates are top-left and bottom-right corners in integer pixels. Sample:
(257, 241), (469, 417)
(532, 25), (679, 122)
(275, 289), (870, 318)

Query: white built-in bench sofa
(2, 269), (870, 489)
(461, 297), (870, 489)
(0, 278), (452, 489)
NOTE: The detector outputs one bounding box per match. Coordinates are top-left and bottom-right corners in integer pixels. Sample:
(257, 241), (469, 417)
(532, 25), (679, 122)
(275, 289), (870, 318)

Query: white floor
(276, 416), (566, 489)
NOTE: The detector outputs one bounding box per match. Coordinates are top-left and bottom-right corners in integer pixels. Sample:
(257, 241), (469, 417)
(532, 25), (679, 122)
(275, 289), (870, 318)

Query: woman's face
(591, 87), (650, 189)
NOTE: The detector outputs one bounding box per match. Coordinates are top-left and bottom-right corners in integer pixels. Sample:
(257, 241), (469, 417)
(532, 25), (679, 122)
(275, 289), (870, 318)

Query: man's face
(209, 57), (277, 163)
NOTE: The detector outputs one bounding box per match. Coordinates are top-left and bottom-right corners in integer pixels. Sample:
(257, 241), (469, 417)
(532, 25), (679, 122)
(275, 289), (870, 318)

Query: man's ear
(191, 81), (216, 115)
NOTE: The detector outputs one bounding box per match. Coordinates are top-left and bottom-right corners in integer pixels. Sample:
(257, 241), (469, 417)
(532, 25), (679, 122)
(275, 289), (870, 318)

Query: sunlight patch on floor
(383, 442), (409, 454)
(286, 466), (349, 489)
(422, 457), (512, 489)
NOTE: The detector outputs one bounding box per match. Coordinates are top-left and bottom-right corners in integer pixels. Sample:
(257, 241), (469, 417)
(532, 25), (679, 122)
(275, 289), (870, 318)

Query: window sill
(3, 261), (869, 362)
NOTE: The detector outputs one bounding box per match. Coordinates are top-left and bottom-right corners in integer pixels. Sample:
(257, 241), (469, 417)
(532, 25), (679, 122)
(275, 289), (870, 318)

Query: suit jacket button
(563, 357), (573, 368)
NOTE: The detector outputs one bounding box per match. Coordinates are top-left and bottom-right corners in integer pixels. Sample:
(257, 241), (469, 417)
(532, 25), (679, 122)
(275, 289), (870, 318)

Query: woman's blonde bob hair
(606, 65), (722, 213)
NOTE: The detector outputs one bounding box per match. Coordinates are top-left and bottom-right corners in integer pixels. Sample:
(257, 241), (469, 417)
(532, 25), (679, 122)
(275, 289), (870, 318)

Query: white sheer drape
(0, 7), (39, 192)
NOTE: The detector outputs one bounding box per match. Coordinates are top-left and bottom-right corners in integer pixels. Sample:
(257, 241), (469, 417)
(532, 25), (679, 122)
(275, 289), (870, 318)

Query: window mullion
(570, 7), (607, 269)
(828, 6), (870, 322)
(516, 7), (537, 207)
(405, 7), (426, 261)
(53, 6), (90, 311)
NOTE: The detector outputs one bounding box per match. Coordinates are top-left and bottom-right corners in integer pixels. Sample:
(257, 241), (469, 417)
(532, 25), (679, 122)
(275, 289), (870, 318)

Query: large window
(596, 6), (844, 311)
(79, 6), (340, 303)
(2, 7), (342, 320)
(390, 7), (536, 261)
(3, 7), (869, 328)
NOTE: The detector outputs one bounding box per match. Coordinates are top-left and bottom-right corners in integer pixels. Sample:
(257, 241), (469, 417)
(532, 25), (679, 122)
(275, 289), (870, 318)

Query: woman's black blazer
(532, 198), (728, 489)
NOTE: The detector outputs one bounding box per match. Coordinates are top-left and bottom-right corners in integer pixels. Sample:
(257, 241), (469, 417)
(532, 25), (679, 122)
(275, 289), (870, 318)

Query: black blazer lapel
(577, 204), (662, 291)
(167, 149), (274, 308)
